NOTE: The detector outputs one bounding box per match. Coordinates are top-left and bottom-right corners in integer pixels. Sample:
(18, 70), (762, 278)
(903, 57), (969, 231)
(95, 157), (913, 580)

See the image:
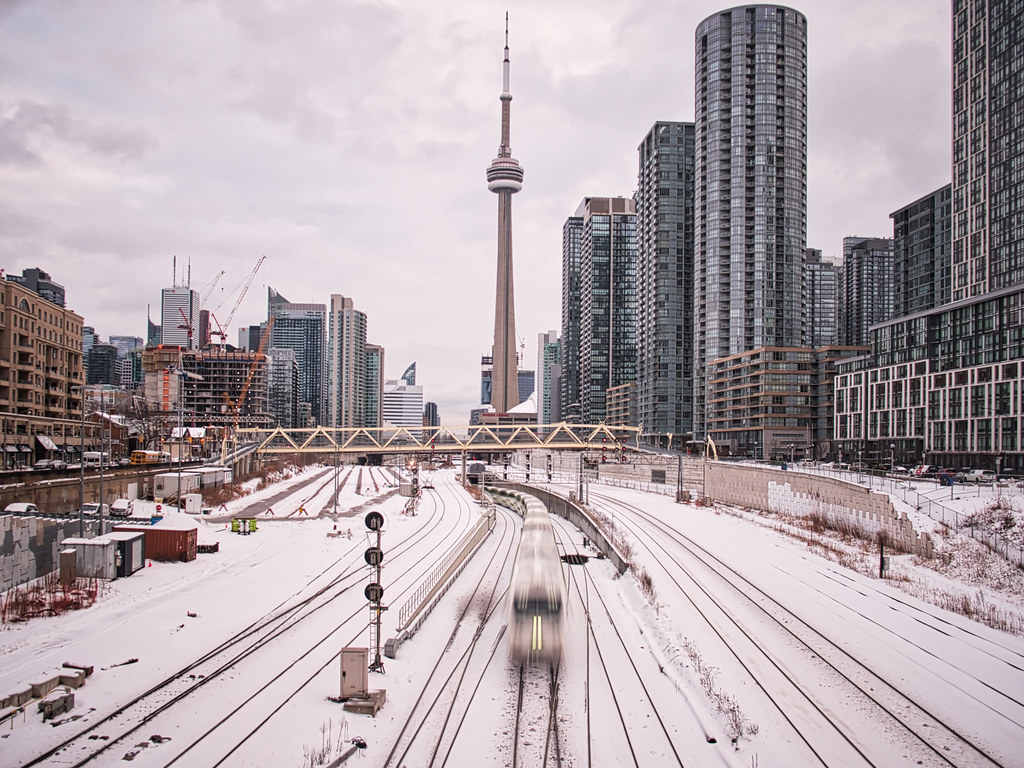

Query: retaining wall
(705, 463), (934, 558)
(546, 457), (935, 560)
(495, 482), (630, 575)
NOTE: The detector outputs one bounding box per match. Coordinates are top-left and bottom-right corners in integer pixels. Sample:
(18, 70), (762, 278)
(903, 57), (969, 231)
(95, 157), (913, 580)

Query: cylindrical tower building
(486, 17), (524, 415)
(693, 5), (808, 437)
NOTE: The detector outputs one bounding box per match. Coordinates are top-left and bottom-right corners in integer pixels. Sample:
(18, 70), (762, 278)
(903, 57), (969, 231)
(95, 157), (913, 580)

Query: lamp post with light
(72, 385), (86, 536)
(169, 367), (204, 511)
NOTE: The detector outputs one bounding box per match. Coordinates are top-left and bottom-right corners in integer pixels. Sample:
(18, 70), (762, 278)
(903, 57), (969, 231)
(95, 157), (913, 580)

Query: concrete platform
(342, 689), (386, 717)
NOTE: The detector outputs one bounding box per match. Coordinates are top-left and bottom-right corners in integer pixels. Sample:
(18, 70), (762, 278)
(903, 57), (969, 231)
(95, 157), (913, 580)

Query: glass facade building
(327, 294), (368, 429)
(834, 283), (1024, 471)
(802, 248), (838, 348)
(364, 344), (384, 430)
(636, 121), (696, 442)
(577, 197), (637, 425)
(267, 347), (299, 428)
(952, 0), (1024, 300)
(537, 330), (560, 425)
(838, 237), (894, 347)
(891, 184), (953, 318)
(560, 215), (584, 420)
(268, 287), (326, 426)
(693, 6), (808, 438)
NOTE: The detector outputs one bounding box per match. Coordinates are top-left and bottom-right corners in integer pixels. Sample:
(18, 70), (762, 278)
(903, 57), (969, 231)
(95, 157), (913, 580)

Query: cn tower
(486, 14), (523, 414)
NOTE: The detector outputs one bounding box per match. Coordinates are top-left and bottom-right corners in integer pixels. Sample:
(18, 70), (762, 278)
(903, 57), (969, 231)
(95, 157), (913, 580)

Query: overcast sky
(1, 0), (951, 424)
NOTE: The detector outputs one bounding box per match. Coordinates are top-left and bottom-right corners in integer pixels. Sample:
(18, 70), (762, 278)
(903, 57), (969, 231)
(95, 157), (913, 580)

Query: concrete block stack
(0, 516), (42, 593)
(2, 515), (101, 593)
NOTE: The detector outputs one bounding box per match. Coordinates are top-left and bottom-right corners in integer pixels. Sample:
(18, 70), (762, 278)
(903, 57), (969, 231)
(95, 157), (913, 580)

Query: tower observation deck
(486, 15), (523, 415)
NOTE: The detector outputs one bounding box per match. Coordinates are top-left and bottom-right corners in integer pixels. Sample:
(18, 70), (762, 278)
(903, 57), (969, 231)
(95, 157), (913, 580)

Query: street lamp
(789, 443), (795, 466)
(98, 388), (105, 532)
(890, 443), (896, 475)
(72, 385), (86, 536)
(169, 367), (204, 511)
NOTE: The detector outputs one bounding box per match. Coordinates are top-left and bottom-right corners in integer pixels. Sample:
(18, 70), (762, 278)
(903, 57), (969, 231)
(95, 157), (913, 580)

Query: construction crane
(176, 307), (194, 347)
(220, 316), (273, 463)
(198, 269), (225, 310)
(210, 255), (267, 347)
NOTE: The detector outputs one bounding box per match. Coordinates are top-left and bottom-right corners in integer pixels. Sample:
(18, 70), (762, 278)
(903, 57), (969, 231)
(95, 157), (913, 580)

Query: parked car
(964, 469), (997, 483)
(912, 464), (937, 477)
(4, 502), (39, 514)
(110, 498), (134, 517)
(79, 502), (110, 517)
(32, 459), (54, 470)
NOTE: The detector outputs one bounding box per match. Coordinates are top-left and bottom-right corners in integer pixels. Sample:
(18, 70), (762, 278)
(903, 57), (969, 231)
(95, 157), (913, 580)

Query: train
(509, 499), (566, 664)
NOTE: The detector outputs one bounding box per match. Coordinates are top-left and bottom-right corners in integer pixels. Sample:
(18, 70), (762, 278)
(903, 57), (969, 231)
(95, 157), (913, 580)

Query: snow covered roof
(508, 388), (537, 415)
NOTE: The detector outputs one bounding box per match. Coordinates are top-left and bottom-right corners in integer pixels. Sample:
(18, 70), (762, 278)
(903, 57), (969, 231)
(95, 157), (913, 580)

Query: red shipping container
(113, 524), (197, 562)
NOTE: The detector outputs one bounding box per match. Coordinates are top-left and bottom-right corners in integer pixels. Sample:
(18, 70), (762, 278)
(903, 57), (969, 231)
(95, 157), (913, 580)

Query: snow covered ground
(1, 462), (1022, 767)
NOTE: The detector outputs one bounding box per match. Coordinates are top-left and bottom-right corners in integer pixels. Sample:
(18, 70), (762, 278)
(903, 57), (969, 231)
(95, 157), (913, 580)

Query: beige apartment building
(0, 272), (88, 466)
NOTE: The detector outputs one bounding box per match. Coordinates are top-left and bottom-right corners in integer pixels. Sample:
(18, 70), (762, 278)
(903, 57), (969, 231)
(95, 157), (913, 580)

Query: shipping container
(59, 537), (117, 580)
(100, 531), (146, 577)
(114, 520), (197, 562)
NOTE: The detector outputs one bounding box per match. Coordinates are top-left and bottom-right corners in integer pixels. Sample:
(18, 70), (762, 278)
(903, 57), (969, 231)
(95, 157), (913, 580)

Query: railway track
(549, 517), (694, 768)
(586, 487), (1020, 768)
(382, 503), (517, 767)
(13, 472), (478, 767)
(512, 663), (561, 768)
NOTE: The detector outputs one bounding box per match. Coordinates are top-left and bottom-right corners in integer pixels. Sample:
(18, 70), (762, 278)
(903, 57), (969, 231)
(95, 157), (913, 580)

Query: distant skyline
(0, 1), (952, 424)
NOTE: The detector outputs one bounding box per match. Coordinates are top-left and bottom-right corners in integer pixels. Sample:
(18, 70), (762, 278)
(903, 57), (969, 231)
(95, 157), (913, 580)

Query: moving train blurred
(509, 501), (565, 664)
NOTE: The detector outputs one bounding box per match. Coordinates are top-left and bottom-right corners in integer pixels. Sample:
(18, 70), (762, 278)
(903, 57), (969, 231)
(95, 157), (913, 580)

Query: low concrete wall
(1, 516), (104, 592)
(495, 482), (630, 575)
(560, 458), (934, 559)
(0, 470), (157, 517)
(706, 463), (934, 558)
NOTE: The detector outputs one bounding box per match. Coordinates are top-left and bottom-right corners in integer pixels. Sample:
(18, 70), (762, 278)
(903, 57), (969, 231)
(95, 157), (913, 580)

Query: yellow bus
(130, 450), (171, 465)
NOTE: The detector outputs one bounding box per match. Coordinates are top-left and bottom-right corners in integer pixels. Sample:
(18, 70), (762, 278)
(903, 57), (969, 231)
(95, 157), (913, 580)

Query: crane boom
(209, 256), (267, 346)
(223, 255), (266, 331)
(198, 270), (225, 310)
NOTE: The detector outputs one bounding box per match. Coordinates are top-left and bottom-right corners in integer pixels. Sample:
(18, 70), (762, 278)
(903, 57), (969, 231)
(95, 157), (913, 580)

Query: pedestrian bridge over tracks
(238, 423), (641, 457)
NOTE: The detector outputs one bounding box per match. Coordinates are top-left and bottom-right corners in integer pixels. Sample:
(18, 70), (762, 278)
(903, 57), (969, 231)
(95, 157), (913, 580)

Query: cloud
(0, 99), (155, 167)
(0, 0), (955, 424)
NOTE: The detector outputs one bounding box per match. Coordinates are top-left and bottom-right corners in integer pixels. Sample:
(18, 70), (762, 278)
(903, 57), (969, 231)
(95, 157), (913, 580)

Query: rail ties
(513, 663), (560, 768)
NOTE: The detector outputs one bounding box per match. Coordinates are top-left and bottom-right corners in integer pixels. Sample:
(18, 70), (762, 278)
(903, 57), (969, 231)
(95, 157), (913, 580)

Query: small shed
(114, 514), (197, 563)
(100, 531), (146, 577)
(59, 537), (117, 580)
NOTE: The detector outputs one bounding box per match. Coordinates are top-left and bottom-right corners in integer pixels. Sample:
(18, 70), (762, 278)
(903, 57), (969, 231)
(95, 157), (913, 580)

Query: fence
(783, 466), (1024, 567)
(392, 505), (495, 636)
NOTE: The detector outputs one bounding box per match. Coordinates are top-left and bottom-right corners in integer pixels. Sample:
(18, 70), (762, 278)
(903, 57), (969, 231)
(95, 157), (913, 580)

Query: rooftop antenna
(172, 254), (177, 287)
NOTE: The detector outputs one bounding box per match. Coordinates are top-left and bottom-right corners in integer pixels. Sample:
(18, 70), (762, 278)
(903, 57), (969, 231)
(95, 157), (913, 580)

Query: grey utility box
(340, 647), (369, 699)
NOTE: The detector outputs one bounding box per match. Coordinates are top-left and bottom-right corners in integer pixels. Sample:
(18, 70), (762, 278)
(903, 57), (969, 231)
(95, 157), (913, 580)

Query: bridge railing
(239, 423), (641, 455)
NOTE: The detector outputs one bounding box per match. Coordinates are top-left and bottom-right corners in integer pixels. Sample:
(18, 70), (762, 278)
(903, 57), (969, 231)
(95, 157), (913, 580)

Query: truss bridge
(239, 423), (641, 457)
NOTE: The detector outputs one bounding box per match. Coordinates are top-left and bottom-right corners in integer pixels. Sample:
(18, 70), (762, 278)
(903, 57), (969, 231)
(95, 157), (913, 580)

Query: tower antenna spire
(485, 14), (524, 415)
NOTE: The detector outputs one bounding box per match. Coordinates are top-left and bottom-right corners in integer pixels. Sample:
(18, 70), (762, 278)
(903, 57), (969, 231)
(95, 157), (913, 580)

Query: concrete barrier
(386, 506), (496, 656)
(494, 482), (630, 575)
